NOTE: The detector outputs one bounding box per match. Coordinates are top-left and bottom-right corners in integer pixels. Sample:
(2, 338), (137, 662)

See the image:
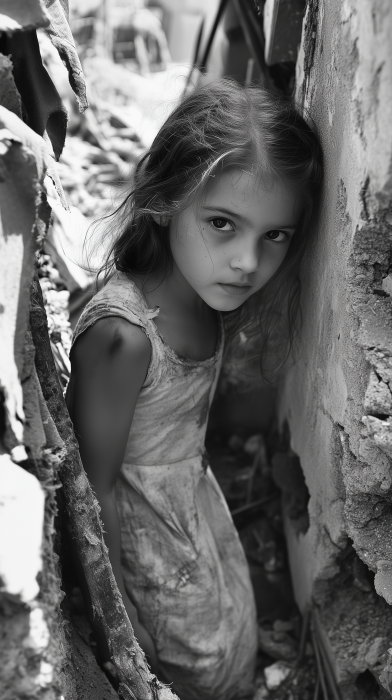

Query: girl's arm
(65, 316), (157, 669)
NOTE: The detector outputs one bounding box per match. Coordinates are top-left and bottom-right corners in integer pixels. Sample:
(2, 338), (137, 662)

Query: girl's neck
(131, 265), (205, 317)
(129, 268), (219, 362)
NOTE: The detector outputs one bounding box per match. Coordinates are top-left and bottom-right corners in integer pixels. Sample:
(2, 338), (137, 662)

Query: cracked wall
(278, 0), (392, 693)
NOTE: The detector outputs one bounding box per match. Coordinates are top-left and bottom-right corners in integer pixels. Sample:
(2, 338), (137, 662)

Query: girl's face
(168, 169), (299, 312)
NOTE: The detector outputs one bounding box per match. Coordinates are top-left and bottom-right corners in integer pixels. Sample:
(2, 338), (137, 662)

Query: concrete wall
(278, 0), (392, 694)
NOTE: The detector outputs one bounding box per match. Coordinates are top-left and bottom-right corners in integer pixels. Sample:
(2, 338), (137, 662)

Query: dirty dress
(72, 271), (258, 700)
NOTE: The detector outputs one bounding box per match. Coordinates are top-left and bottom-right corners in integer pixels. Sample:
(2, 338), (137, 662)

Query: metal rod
(191, 17), (205, 69)
(231, 492), (280, 517)
(297, 606), (311, 665)
(317, 635), (341, 700)
(312, 611), (341, 700)
(183, 0), (229, 95)
(311, 627), (330, 700)
(198, 0), (231, 72)
(245, 57), (255, 86)
(245, 450), (260, 504)
(313, 673), (321, 700)
(232, 0), (266, 77)
(238, 0), (266, 49)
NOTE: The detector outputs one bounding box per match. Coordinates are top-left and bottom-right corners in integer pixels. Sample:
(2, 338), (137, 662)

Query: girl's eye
(265, 230), (289, 243)
(211, 218), (234, 232)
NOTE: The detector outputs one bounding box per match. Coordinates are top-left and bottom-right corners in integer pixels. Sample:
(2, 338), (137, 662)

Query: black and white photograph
(0, 1), (391, 699)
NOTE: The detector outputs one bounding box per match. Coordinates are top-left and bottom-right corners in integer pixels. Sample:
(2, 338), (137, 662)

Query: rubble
(258, 623), (298, 662)
(38, 35), (187, 338)
(254, 682), (269, 700)
(38, 253), (72, 389)
(207, 427), (320, 699)
(264, 661), (292, 690)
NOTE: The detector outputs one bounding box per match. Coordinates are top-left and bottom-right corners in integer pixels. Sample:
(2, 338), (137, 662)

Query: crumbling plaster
(278, 0), (392, 684)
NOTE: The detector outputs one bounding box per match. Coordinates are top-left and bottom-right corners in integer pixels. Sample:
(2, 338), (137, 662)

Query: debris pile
(206, 432), (286, 572)
(37, 38), (184, 360)
(206, 430), (320, 699)
(38, 252), (72, 389)
(38, 38), (187, 341)
(41, 43), (147, 218)
(40, 32), (186, 219)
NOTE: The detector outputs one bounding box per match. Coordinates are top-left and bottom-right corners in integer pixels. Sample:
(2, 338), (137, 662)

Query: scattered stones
(244, 434), (264, 454)
(253, 681), (269, 699)
(382, 274), (392, 296)
(38, 254), (73, 388)
(264, 661), (292, 690)
(364, 370), (392, 415)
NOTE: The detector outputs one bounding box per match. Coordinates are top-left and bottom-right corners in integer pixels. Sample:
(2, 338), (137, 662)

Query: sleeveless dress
(72, 271), (258, 700)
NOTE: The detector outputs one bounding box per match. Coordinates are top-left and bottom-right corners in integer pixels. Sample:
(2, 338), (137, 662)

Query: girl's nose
(230, 245), (259, 274)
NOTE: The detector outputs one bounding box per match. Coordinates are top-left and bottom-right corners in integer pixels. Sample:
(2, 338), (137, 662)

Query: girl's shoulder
(71, 271), (163, 389)
(95, 271), (159, 321)
(73, 271), (160, 343)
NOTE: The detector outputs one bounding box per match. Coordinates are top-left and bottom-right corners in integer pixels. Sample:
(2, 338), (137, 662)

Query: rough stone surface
(278, 0), (392, 694)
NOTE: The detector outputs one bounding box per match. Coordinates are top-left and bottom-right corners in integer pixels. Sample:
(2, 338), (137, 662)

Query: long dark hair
(93, 79), (323, 378)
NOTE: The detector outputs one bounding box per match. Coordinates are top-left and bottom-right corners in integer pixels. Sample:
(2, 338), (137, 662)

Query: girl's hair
(95, 79), (323, 379)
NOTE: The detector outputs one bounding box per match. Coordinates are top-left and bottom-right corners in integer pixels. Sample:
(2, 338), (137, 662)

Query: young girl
(66, 79), (322, 700)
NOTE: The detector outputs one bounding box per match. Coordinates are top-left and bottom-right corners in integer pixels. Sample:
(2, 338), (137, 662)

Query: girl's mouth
(218, 283), (252, 296)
